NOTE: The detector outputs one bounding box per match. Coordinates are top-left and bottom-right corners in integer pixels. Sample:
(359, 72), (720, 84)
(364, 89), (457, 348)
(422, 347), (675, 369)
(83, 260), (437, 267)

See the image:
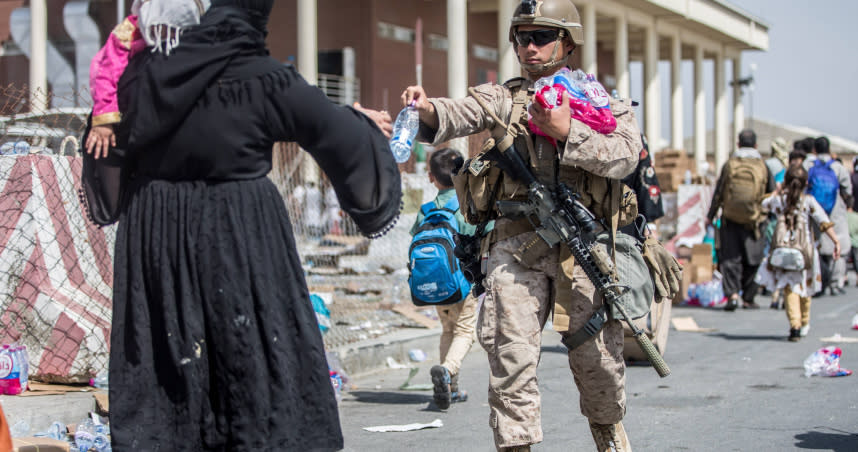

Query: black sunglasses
(514, 29), (561, 47)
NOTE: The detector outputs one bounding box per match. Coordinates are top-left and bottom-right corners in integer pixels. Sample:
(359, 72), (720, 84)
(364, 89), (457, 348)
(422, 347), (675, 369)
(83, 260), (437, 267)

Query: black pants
(819, 254), (834, 294)
(720, 256), (760, 304)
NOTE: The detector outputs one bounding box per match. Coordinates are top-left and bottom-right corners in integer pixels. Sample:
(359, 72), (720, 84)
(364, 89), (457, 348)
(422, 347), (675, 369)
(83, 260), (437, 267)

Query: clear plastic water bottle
(75, 420), (96, 452)
(90, 371), (109, 389)
(389, 101), (419, 163)
(93, 433), (112, 452)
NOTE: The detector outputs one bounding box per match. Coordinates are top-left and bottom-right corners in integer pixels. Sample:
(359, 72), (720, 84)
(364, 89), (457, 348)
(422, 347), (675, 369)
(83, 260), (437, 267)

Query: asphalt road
(338, 288), (858, 451)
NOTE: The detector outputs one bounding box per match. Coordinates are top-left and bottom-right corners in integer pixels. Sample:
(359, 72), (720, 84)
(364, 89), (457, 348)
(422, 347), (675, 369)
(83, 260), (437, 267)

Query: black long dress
(109, 8), (400, 451)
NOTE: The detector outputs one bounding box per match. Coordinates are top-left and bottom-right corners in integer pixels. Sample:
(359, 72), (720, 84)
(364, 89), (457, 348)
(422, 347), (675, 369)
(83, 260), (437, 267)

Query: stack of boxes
(673, 243), (715, 304)
(652, 150), (697, 193)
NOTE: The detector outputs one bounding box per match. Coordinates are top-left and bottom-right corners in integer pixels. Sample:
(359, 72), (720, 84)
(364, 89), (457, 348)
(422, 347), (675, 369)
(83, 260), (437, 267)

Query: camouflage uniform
(418, 82), (640, 449)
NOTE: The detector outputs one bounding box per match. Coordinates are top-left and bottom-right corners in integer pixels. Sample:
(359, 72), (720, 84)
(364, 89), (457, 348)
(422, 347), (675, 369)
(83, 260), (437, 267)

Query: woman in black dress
(110, 0), (401, 449)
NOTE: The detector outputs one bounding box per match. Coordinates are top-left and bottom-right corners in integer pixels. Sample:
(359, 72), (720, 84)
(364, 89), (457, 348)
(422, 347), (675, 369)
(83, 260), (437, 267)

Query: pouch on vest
(597, 230), (655, 321)
(408, 198), (471, 306)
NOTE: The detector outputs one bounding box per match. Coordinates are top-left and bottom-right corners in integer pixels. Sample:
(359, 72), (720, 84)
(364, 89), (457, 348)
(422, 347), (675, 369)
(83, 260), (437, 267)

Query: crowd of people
(707, 129), (855, 341)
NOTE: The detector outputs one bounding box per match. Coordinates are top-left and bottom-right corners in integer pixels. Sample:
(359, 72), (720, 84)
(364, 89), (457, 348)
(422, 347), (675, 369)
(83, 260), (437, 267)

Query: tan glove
(642, 236), (683, 301)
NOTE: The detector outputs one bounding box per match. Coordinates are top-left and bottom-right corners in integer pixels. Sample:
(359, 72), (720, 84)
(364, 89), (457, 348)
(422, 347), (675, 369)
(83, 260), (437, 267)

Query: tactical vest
(453, 77), (638, 249)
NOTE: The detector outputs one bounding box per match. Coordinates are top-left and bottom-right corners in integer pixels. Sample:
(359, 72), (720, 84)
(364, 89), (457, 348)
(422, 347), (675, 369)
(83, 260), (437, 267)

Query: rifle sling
(562, 180), (623, 351)
(561, 305), (608, 350)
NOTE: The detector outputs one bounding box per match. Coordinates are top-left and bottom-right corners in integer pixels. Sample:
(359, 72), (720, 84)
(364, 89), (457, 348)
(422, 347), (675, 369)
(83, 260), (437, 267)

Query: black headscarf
(119, 4), (273, 150)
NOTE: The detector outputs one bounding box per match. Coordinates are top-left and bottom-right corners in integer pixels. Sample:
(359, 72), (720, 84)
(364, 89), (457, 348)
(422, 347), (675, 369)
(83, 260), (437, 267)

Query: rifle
(468, 87), (670, 377)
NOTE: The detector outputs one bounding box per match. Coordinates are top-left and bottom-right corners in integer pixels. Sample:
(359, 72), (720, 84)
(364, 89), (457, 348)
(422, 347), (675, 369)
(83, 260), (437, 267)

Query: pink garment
(89, 15), (146, 126)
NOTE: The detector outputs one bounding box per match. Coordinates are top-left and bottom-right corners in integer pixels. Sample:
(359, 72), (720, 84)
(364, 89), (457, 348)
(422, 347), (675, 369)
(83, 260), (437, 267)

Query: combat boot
(589, 421), (631, 452)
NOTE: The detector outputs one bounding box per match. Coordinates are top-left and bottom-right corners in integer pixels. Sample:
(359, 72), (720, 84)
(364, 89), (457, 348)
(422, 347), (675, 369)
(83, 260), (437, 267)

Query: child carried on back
(86, 0), (210, 158)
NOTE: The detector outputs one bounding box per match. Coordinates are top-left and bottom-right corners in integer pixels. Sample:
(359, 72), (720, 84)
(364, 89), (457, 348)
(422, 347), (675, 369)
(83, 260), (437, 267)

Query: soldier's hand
(528, 90), (571, 141)
(401, 86), (438, 129)
(353, 102), (393, 138)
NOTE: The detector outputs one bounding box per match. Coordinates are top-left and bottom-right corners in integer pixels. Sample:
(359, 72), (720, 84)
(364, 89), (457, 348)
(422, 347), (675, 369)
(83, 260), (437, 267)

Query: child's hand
(86, 125), (116, 160)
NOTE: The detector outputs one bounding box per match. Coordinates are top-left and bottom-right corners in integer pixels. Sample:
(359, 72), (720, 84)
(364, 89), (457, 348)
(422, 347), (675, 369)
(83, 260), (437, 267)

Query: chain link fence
(1, 84), (447, 382)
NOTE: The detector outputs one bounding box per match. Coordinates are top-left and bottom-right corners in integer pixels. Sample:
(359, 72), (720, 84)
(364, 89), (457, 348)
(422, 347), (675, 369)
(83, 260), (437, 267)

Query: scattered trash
(363, 418), (444, 432)
(398, 367), (432, 391)
(10, 419), (30, 438)
(408, 349), (427, 362)
(820, 334), (858, 344)
(385, 357), (412, 369)
(90, 371), (109, 389)
(34, 421), (67, 441)
(671, 317), (717, 333)
(804, 346), (853, 377)
(311, 293), (332, 334)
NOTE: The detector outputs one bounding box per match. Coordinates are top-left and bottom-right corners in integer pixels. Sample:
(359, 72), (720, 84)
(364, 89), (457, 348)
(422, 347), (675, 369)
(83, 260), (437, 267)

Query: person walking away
(107, 0), (402, 449)
(806, 136), (852, 295)
(766, 137), (789, 188)
(756, 165), (840, 341)
(762, 137), (789, 306)
(851, 156), (858, 212)
(401, 1), (679, 449)
(85, 0), (211, 158)
(848, 206), (858, 286)
(409, 148), (479, 410)
(707, 129), (775, 311)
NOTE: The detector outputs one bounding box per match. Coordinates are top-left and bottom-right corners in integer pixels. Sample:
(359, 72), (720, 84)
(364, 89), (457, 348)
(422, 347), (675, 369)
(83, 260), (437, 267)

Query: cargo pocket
(476, 276), (498, 353)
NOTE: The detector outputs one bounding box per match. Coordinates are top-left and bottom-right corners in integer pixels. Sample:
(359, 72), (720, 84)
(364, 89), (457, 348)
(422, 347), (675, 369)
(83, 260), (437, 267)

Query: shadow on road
(349, 391), (432, 405)
(705, 332), (787, 342)
(794, 428), (858, 450)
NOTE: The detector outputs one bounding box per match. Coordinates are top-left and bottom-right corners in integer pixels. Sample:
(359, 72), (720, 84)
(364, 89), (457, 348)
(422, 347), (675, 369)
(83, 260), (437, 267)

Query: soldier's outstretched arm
(559, 98), (641, 180)
(404, 83), (509, 146)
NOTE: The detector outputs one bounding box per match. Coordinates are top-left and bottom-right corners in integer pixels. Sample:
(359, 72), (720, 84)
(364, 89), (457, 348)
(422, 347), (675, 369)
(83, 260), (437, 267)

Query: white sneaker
(800, 324), (810, 337)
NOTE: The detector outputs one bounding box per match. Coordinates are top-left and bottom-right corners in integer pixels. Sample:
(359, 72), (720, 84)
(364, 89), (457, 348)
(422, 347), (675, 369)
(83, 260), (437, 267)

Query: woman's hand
(401, 86), (438, 129)
(528, 90), (571, 142)
(353, 103), (393, 138)
(86, 125), (116, 160)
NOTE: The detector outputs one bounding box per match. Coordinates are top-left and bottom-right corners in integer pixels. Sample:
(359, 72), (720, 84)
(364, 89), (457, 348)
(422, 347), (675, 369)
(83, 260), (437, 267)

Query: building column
(714, 51), (728, 170)
(614, 14), (629, 99)
(670, 33), (683, 150)
(732, 54), (745, 140)
(297, 0), (318, 85)
(29, 0), (47, 112)
(581, 3), (597, 76)
(498, 0), (517, 82)
(297, 0), (319, 181)
(447, 0), (469, 154)
(694, 46), (706, 169)
(644, 25), (660, 150)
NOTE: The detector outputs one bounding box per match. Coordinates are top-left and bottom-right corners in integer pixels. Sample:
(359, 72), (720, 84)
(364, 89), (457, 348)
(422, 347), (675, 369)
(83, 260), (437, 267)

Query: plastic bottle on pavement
(90, 371), (109, 389)
(93, 433), (112, 452)
(75, 419), (96, 452)
(389, 102), (419, 163)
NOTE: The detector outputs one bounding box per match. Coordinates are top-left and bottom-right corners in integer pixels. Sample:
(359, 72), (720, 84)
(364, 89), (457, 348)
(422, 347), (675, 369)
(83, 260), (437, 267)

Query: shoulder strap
(441, 196), (460, 213)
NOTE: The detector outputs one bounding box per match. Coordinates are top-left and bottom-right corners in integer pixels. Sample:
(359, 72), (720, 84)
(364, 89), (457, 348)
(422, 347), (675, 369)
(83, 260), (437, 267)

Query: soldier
(401, 1), (652, 450)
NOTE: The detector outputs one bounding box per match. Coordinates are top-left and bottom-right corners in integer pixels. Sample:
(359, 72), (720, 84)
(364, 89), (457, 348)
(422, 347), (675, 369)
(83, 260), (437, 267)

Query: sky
(736, 0), (858, 142)
(629, 0), (858, 144)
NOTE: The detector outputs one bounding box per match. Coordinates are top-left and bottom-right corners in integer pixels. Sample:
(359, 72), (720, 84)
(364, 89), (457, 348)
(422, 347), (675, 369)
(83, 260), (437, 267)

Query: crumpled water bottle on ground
(803, 346), (853, 377)
(851, 313), (858, 330)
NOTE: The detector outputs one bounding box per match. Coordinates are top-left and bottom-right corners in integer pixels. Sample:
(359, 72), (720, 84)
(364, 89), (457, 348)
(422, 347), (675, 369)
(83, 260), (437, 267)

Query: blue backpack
(807, 160), (839, 214)
(408, 198), (471, 306)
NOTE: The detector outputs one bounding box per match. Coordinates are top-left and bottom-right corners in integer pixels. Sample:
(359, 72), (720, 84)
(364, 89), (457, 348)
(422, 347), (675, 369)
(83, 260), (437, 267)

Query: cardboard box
(673, 258), (692, 305)
(12, 437), (70, 452)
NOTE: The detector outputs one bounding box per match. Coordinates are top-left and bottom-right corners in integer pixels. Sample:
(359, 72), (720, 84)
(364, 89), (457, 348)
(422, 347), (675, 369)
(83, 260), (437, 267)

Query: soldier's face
(514, 25), (573, 67)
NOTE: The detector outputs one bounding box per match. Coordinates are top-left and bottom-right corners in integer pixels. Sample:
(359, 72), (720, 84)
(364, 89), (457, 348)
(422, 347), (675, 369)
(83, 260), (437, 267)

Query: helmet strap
(519, 33), (569, 77)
